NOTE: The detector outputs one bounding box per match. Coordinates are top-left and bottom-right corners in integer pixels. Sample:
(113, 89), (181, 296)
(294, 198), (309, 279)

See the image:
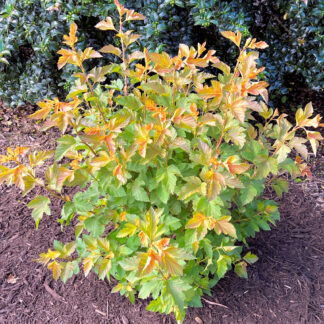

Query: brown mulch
(0, 104), (323, 324)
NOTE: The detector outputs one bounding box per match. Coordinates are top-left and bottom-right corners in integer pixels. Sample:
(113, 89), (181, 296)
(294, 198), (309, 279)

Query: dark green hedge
(0, 0), (322, 107)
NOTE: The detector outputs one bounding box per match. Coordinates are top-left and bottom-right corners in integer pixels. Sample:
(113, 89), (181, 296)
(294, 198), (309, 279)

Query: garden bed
(0, 103), (323, 323)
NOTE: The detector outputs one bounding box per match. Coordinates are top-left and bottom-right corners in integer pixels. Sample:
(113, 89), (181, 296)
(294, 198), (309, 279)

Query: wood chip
(195, 316), (203, 324)
(6, 274), (18, 284)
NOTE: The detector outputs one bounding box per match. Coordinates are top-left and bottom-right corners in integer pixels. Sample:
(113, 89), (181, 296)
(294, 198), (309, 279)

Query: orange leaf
(113, 163), (127, 184)
(196, 80), (222, 100)
(104, 133), (116, 155)
(226, 156), (250, 174)
(63, 22), (78, 47)
(56, 167), (74, 188)
(247, 81), (269, 96)
(126, 9), (145, 21)
(221, 30), (241, 48)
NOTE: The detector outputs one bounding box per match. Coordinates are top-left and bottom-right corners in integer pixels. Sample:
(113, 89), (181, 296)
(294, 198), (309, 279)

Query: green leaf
(156, 183), (169, 204)
(55, 135), (77, 161)
(241, 140), (266, 162)
(243, 252), (258, 265)
(271, 178), (289, 198)
(216, 255), (228, 278)
(27, 195), (51, 229)
(278, 158), (299, 174)
(60, 201), (75, 226)
(138, 278), (163, 299)
(178, 176), (206, 200)
(234, 261), (248, 278)
(73, 185), (99, 213)
(166, 278), (191, 312)
(131, 179), (150, 202)
(60, 261), (79, 283)
(240, 184), (258, 206)
(84, 216), (105, 236)
(116, 95), (143, 110)
(255, 156), (278, 178)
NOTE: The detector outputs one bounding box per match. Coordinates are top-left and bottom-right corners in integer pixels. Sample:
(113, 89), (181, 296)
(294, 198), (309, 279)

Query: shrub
(0, 0), (193, 106)
(169, 0), (324, 99)
(1, 0), (322, 107)
(0, 1), (322, 322)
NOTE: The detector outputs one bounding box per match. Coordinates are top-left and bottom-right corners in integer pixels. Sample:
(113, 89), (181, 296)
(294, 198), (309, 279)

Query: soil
(0, 103), (323, 324)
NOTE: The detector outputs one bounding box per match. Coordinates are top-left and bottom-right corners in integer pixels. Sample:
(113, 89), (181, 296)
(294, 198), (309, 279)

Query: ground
(0, 103), (323, 324)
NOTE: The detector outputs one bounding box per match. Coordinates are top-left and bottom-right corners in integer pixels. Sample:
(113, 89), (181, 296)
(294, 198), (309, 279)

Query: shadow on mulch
(0, 104), (323, 324)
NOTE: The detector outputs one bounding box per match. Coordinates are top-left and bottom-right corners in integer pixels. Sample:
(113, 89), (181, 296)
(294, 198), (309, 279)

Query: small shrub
(0, 1), (322, 322)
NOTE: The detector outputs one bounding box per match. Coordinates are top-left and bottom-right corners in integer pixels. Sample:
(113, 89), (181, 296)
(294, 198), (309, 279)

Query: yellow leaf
(247, 81), (269, 96)
(100, 44), (121, 57)
(57, 49), (78, 70)
(48, 261), (62, 281)
(81, 47), (102, 61)
(83, 256), (94, 277)
(46, 249), (61, 259)
(95, 17), (116, 31)
(160, 246), (183, 276)
(117, 223), (138, 238)
(98, 259), (112, 280)
(56, 167), (74, 188)
(90, 151), (112, 168)
(186, 212), (207, 229)
(306, 131), (323, 156)
(186, 212), (209, 241)
(97, 238), (110, 252)
(29, 100), (53, 120)
(111, 283), (124, 293)
(212, 216), (237, 238)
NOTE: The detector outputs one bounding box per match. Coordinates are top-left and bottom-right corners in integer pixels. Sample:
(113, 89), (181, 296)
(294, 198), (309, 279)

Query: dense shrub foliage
(0, 0), (192, 106)
(0, 2), (323, 322)
(0, 0), (322, 106)
(177, 0), (324, 97)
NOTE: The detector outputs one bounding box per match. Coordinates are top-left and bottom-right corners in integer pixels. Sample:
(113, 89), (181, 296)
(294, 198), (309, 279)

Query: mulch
(0, 103), (323, 324)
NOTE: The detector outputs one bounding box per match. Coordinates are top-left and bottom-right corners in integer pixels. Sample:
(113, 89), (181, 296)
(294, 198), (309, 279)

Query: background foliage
(0, 0), (323, 107)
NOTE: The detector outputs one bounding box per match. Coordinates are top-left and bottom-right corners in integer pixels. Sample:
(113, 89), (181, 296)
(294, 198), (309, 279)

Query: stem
(43, 185), (67, 202)
(172, 68), (176, 106)
(215, 110), (228, 155)
(119, 16), (128, 96)
(157, 267), (168, 281)
(71, 122), (97, 157)
(74, 45), (108, 124)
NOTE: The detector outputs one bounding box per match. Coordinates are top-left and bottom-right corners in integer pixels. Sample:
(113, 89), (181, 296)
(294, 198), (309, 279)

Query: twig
(202, 297), (229, 309)
(44, 283), (66, 303)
